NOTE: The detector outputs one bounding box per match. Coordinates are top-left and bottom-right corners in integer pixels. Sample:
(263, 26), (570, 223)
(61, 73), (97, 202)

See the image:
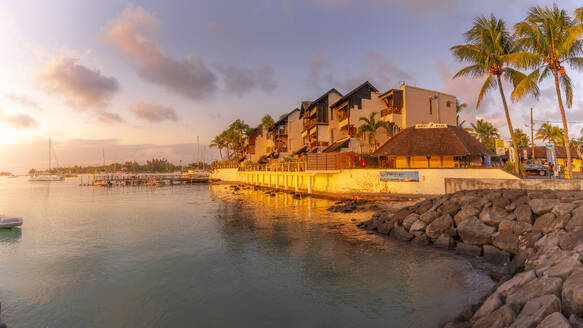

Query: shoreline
(352, 188), (583, 327)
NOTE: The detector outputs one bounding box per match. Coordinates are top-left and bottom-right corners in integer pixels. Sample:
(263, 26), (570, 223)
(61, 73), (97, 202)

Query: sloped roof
(270, 108), (300, 132)
(330, 81), (378, 109)
(373, 125), (495, 157)
(306, 88), (342, 111)
(519, 146), (579, 159)
(322, 138), (350, 153)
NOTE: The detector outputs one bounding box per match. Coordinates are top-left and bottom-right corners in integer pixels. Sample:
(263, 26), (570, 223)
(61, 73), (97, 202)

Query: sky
(1, 0), (583, 173)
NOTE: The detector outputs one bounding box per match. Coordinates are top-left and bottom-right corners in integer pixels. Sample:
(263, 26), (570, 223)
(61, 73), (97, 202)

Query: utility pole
(530, 108), (535, 160)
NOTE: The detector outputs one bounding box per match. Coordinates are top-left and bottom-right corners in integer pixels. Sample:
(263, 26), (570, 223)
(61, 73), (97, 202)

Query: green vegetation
(470, 119), (499, 151)
(513, 128), (529, 149)
(451, 14), (525, 175)
(504, 160), (526, 176)
(28, 158), (208, 175)
(455, 100), (467, 127)
(356, 112), (396, 151)
(536, 122), (565, 146)
(510, 5), (583, 178)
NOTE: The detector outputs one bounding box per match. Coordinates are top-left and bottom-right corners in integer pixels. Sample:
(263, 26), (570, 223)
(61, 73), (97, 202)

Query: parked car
(524, 160), (549, 176)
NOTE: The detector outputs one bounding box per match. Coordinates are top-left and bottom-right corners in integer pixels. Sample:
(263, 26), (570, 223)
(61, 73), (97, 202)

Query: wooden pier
(81, 174), (210, 187)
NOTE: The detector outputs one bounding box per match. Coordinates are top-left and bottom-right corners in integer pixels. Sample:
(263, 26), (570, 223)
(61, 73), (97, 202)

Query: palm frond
(560, 74), (574, 108)
(476, 74), (496, 108)
(511, 68), (541, 102)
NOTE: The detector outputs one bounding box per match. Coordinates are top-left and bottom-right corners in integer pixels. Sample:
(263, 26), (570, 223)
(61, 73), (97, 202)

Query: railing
(240, 161), (306, 172)
(380, 106), (402, 117)
(304, 119), (317, 131)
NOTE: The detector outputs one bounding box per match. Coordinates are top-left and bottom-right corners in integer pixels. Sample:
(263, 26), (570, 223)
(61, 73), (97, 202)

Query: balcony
(338, 117), (349, 129)
(380, 106), (402, 117)
(310, 141), (329, 148)
(304, 119), (317, 131)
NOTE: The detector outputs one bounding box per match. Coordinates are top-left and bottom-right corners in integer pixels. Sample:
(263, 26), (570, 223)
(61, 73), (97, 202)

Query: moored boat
(0, 215), (23, 229)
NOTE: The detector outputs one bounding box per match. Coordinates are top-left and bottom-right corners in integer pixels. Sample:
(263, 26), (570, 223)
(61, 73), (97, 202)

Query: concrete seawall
(211, 168), (518, 195)
(445, 178), (583, 193)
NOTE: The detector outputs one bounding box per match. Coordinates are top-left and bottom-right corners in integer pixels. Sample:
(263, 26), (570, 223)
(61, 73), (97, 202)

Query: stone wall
(356, 189), (583, 327)
(445, 177), (583, 193)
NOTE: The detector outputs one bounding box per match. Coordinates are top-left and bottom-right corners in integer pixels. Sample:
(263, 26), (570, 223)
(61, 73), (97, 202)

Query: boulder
(515, 204), (533, 224)
(472, 293), (504, 322)
(506, 202), (518, 212)
(560, 229), (583, 251)
(390, 225), (414, 241)
(562, 269), (583, 317)
(409, 220), (427, 233)
(492, 197), (510, 209)
(537, 312), (570, 328)
(457, 216), (495, 246)
(483, 245), (511, 266)
(456, 242), (482, 257)
(504, 189), (526, 200)
(473, 305), (515, 328)
(569, 314), (583, 327)
(541, 255), (582, 281)
(425, 214), (455, 239)
(493, 231), (520, 254)
(480, 207), (511, 227)
(510, 295), (561, 328)
(533, 212), (561, 234)
(494, 270), (537, 297)
(553, 203), (578, 217)
(567, 214), (583, 232)
(402, 213), (420, 231)
(358, 219), (378, 231)
(509, 249), (534, 274)
(419, 210), (439, 224)
(376, 219), (394, 234)
(529, 198), (560, 216)
(499, 220), (515, 233)
(505, 276), (563, 307)
(471, 197), (491, 211)
(434, 234), (455, 250)
(453, 205), (479, 226)
(411, 232), (430, 246)
(534, 230), (564, 251)
(514, 222), (533, 235)
(573, 205), (583, 218)
(438, 200), (461, 216)
(392, 209), (414, 224)
(521, 232), (542, 249)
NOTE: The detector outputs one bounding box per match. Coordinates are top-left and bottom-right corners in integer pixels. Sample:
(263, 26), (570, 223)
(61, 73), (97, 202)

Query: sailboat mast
(49, 137), (51, 172)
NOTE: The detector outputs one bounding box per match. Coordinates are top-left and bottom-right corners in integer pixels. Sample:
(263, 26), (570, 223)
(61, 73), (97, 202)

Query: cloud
(98, 111), (124, 123)
(305, 51), (411, 91)
(311, 0), (459, 14)
(208, 22), (234, 40)
(5, 94), (41, 111)
(130, 102), (178, 122)
(37, 57), (119, 108)
(104, 6), (217, 101)
(215, 64), (278, 96)
(0, 110), (39, 129)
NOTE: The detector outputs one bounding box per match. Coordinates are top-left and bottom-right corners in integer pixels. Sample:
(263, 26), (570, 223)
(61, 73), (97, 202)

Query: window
(429, 98), (433, 115)
(330, 108), (333, 120)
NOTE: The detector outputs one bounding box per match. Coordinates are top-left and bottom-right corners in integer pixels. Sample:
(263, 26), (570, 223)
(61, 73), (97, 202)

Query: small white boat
(29, 174), (64, 181)
(0, 215), (23, 228)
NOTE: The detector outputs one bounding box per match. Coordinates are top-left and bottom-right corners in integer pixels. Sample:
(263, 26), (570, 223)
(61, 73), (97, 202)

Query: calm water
(0, 177), (494, 327)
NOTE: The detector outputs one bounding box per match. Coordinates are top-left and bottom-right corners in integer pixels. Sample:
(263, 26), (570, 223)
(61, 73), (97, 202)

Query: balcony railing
(310, 141), (329, 148)
(240, 161), (306, 172)
(380, 106), (402, 117)
(338, 117), (349, 129)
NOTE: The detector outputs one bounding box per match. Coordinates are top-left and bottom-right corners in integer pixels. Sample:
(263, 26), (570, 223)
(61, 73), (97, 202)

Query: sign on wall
(545, 144), (557, 168)
(380, 171), (419, 182)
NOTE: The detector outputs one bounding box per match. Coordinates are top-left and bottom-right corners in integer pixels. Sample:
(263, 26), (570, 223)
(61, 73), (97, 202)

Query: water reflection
(0, 228), (22, 244)
(209, 185), (495, 326)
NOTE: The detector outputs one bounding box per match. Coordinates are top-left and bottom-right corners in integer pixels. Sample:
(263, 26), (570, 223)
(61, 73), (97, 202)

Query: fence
(240, 161), (306, 172)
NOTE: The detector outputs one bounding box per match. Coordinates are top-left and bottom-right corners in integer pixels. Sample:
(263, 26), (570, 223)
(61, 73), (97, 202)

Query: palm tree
(356, 112), (395, 152)
(209, 135), (226, 161)
(535, 122), (565, 146)
(511, 5), (583, 179)
(451, 15), (525, 175)
(470, 119), (499, 151)
(456, 100), (467, 126)
(514, 128), (529, 149)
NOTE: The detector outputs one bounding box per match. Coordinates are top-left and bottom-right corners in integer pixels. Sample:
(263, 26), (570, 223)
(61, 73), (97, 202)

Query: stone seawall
(354, 188), (583, 327)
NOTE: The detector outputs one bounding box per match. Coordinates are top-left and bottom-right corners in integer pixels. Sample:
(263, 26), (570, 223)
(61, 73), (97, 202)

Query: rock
(514, 222), (533, 235)
(392, 209), (414, 223)
(516, 195), (530, 205)
(471, 197), (491, 211)
(560, 229), (583, 250)
(504, 190), (525, 200)
(402, 213), (420, 230)
(553, 203), (578, 217)
(358, 219), (378, 230)
(455, 304), (475, 322)
(534, 230), (564, 251)
(505, 276), (562, 307)
(542, 255), (582, 281)
(438, 200), (461, 216)
(562, 269), (583, 317)
(506, 202), (518, 212)
(409, 220), (427, 233)
(376, 219), (393, 234)
(530, 198), (560, 216)
(483, 245), (511, 266)
(521, 232), (542, 249)
(537, 312), (570, 328)
(457, 216), (495, 246)
(480, 207), (511, 227)
(434, 234), (455, 249)
(515, 204), (533, 224)
(419, 210), (439, 224)
(454, 205), (479, 226)
(510, 295), (561, 328)
(456, 242), (482, 257)
(425, 214), (455, 239)
(567, 214), (583, 232)
(390, 225), (414, 241)
(509, 250), (534, 274)
(492, 197), (510, 209)
(569, 314), (583, 327)
(499, 220), (515, 233)
(573, 205), (583, 218)
(472, 293), (504, 322)
(533, 212), (561, 234)
(493, 231), (520, 254)
(473, 304), (515, 328)
(411, 232), (430, 246)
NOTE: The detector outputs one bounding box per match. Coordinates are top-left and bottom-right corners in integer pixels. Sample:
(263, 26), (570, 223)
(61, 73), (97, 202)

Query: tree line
(451, 5), (583, 178)
(28, 158), (209, 175)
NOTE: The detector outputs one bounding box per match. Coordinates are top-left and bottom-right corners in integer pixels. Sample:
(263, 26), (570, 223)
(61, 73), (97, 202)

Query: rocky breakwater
(356, 189), (583, 327)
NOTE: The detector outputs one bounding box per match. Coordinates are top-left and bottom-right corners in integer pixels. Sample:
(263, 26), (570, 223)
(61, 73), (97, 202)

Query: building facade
(300, 89), (343, 152)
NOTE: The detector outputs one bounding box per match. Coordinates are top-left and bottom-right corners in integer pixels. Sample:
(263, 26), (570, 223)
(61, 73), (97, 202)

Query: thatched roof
(373, 124), (495, 157)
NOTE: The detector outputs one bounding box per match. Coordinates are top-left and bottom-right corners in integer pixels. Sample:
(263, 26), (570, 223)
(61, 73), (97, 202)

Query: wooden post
(295, 174), (299, 192)
(307, 176), (313, 194)
(275, 174), (279, 189)
(285, 175), (288, 190)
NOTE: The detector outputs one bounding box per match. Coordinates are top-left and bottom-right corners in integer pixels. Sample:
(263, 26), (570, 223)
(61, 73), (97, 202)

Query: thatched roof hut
(373, 124), (494, 157)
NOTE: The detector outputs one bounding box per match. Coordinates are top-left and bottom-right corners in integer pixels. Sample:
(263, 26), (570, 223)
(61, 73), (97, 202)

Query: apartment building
(268, 108), (303, 157)
(300, 89), (343, 152)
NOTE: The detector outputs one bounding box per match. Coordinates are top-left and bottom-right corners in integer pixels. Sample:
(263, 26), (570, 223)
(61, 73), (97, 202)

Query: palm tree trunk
(496, 75), (520, 176)
(553, 69), (573, 179)
(218, 148), (223, 161)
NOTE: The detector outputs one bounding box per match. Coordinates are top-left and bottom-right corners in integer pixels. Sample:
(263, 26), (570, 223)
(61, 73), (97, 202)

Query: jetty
(81, 174), (210, 187)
